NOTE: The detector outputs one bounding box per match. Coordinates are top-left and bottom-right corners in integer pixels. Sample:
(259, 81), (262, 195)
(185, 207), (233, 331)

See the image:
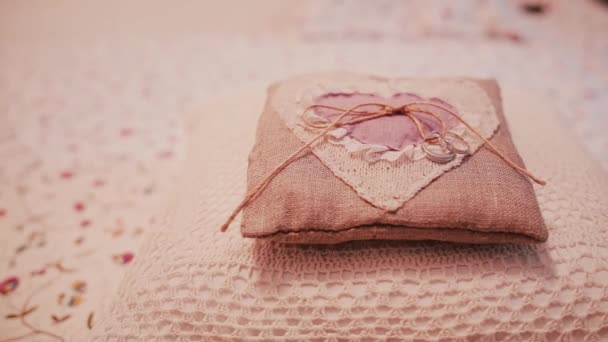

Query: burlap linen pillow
(241, 75), (547, 244)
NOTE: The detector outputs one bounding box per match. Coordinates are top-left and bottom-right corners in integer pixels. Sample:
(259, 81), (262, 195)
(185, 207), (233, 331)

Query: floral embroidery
(67, 295), (85, 307)
(0, 277), (19, 295)
(113, 252), (135, 265)
(0, 88), (178, 339)
(71, 280), (87, 293)
(60, 170), (74, 179)
(73, 202), (86, 212)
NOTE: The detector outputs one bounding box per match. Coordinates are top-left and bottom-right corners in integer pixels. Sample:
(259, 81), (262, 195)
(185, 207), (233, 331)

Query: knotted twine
(220, 101), (545, 232)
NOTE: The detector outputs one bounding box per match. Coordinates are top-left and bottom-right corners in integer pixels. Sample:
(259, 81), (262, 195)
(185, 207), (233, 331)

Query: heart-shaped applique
(314, 92), (460, 151)
(271, 73), (499, 211)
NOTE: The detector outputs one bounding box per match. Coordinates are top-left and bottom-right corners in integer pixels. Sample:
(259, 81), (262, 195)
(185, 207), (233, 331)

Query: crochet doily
(90, 85), (608, 341)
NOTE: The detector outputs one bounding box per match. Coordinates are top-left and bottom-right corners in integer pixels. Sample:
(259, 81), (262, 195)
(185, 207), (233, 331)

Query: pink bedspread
(1, 1), (607, 340)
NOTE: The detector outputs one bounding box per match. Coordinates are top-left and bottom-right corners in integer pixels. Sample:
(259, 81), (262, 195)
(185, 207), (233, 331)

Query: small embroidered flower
(0, 208), (6, 217)
(60, 171), (74, 179)
(113, 252), (134, 265)
(111, 228), (125, 238)
(72, 280), (87, 293)
(74, 202), (85, 212)
(67, 295), (84, 307)
(0, 277), (19, 295)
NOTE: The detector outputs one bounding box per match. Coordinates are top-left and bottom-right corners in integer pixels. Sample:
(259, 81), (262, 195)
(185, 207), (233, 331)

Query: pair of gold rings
(421, 132), (470, 163)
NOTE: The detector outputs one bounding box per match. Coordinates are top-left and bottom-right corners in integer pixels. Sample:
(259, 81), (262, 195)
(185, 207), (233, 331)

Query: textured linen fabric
(91, 84), (608, 341)
(243, 79), (547, 244)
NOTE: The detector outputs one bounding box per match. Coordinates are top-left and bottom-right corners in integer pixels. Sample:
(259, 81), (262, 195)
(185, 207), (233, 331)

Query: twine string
(220, 101), (545, 232)
(404, 101), (546, 185)
(220, 102), (381, 232)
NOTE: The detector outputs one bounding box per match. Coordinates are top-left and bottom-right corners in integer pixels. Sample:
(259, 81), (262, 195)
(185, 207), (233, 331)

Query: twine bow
(220, 101), (545, 232)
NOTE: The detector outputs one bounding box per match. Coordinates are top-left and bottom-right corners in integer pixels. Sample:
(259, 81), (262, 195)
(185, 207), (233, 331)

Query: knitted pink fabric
(91, 85), (608, 341)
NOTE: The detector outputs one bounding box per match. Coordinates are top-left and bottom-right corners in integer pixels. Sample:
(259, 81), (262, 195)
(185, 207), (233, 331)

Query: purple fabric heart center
(314, 93), (459, 151)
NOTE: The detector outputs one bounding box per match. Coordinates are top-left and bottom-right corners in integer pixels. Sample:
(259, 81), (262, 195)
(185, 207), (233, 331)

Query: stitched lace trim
(302, 100), (466, 162)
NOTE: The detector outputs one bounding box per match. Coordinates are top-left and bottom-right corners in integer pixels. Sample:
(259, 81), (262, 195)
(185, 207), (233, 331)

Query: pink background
(1, 1), (607, 340)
